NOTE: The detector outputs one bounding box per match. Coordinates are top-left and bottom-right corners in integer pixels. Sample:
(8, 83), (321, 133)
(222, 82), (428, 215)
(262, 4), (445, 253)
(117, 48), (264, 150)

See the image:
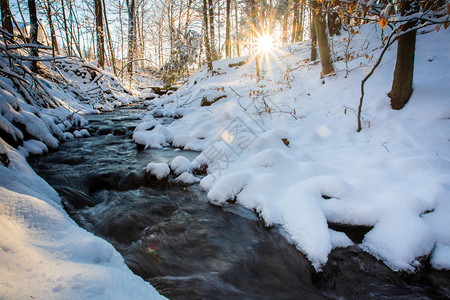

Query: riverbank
(133, 25), (450, 273)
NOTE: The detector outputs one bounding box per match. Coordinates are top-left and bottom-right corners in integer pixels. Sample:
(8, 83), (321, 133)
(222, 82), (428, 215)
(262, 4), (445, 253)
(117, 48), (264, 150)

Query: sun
(256, 34), (274, 53)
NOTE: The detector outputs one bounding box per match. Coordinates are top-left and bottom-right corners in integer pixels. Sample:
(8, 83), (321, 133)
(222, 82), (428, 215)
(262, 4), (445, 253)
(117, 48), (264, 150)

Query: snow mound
(146, 162), (170, 180)
(170, 156), (192, 175)
(23, 139), (48, 155)
(175, 172), (200, 185)
(73, 129), (90, 138)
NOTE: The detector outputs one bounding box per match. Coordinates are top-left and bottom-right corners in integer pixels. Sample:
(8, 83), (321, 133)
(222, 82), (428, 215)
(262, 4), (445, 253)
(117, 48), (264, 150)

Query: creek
(29, 103), (449, 299)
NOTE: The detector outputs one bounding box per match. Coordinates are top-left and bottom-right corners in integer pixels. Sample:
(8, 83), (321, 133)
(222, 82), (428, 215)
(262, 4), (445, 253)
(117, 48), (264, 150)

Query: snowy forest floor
(0, 24), (449, 299)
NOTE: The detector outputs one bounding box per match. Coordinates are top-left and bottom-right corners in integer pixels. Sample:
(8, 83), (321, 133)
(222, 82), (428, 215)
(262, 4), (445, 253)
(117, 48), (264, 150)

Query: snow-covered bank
(0, 38), (154, 157)
(135, 25), (450, 271)
(0, 44), (165, 298)
(0, 141), (165, 299)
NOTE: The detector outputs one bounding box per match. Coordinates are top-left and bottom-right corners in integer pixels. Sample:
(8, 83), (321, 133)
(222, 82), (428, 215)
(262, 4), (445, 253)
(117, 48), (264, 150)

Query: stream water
(29, 103), (449, 299)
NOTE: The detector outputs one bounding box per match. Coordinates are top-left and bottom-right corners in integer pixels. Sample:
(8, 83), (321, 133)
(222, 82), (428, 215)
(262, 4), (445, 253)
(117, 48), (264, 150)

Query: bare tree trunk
(234, 0), (239, 57)
(388, 1), (417, 110)
(292, 0), (299, 43)
(1, 0), (13, 34)
(184, 0), (192, 31)
(60, 0), (71, 55)
(310, 9), (317, 61)
(127, 0), (136, 79)
(94, 0), (105, 68)
(202, 0), (213, 72)
(43, 0), (59, 56)
(312, 1), (334, 76)
(249, 0), (260, 78)
(16, 0), (28, 36)
(217, 1), (221, 57)
(299, 5), (304, 41)
(388, 27), (416, 110)
(68, 0), (82, 57)
(28, 0), (38, 71)
(208, 0), (217, 60)
(281, 15), (288, 44)
(118, 0), (124, 79)
(102, 0), (117, 75)
(225, 0), (231, 57)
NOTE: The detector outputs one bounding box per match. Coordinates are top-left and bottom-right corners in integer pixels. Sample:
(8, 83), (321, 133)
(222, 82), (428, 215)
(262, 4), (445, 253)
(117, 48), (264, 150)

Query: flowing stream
(29, 103), (449, 299)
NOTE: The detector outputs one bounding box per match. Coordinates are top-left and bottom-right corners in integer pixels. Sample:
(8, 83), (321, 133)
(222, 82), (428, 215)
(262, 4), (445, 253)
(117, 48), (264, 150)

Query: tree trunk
(28, 0), (38, 71)
(299, 5), (304, 41)
(208, 0), (217, 60)
(281, 15), (288, 44)
(312, 1), (334, 76)
(94, 0), (105, 68)
(102, 0), (116, 76)
(44, 0), (59, 56)
(234, 0), (239, 57)
(249, 0), (260, 78)
(127, 0), (136, 79)
(68, 0), (82, 57)
(16, 0), (28, 37)
(202, 0), (213, 72)
(388, 28), (416, 110)
(292, 0), (299, 43)
(60, 0), (71, 55)
(388, 1), (417, 110)
(1, 0), (13, 34)
(225, 0), (231, 58)
(310, 9), (317, 61)
(217, 1), (221, 56)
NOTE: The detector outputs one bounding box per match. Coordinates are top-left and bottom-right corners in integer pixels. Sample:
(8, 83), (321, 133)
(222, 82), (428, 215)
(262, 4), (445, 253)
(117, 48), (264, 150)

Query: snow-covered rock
(146, 162), (170, 180)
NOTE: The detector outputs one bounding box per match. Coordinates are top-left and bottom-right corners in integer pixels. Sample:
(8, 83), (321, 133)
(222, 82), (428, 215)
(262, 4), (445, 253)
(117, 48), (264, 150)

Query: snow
(64, 132), (75, 140)
(146, 162), (170, 180)
(329, 229), (354, 249)
(23, 139), (48, 155)
(138, 26), (450, 271)
(431, 244), (450, 270)
(0, 140), (165, 299)
(175, 172), (200, 185)
(170, 155), (192, 175)
(73, 129), (91, 138)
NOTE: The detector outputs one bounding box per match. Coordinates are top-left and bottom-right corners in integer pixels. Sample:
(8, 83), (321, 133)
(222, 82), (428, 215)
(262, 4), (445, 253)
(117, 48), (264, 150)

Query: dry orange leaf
(379, 18), (388, 30)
